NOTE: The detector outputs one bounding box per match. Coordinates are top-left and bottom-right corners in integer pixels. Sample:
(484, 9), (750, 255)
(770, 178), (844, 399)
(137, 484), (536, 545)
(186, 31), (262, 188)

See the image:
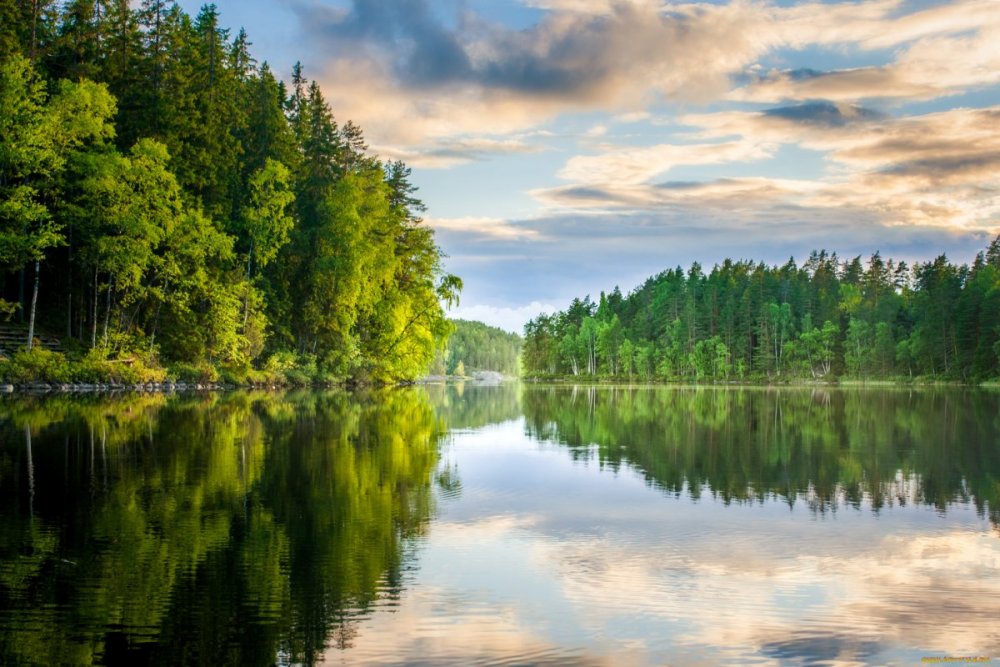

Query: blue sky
(179, 0), (1000, 331)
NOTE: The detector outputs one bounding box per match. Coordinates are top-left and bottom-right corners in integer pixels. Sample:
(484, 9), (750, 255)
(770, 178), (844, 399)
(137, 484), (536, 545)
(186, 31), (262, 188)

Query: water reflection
(336, 397), (1000, 667)
(422, 381), (521, 430)
(1, 384), (999, 666)
(0, 390), (443, 665)
(522, 385), (1000, 526)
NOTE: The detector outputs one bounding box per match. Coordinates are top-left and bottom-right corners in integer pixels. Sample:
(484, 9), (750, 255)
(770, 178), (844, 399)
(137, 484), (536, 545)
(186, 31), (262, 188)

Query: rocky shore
(1, 381), (262, 393)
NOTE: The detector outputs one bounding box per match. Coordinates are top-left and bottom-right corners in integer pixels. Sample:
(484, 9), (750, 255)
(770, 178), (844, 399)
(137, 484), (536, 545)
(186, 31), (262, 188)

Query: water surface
(1, 385), (998, 665)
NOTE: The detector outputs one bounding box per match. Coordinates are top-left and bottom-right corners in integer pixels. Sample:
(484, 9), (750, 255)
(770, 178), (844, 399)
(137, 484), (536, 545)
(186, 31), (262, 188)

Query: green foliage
(0, 5), (458, 384)
(0, 346), (165, 384)
(523, 242), (1000, 382)
(436, 319), (522, 377)
(73, 347), (166, 384)
(0, 55), (116, 322)
(242, 158), (294, 278)
(166, 360), (220, 384)
(0, 347), (71, 383)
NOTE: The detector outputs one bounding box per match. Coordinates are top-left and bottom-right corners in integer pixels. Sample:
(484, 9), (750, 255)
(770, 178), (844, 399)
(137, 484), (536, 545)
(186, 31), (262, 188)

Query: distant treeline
(0, 1), (459, 384)
(522, 241), (1000, 381)
(432, 319), (522, 377)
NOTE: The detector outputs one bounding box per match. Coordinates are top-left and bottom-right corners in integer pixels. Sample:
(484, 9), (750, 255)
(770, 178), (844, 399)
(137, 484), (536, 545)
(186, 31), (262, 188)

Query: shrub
(0, 347), (71, 383)
(71, 348), (166, 384)
(167, 361), (219, 384)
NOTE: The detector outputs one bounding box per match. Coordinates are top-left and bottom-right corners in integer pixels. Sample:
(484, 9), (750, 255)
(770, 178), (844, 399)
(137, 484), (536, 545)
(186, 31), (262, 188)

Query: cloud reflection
(321, 411), (1000, 666)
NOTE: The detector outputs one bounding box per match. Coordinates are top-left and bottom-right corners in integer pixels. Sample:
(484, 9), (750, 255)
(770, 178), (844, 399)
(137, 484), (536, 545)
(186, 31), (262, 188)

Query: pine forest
(522, 244), (1000, 382)
(0, 0), (460, 385)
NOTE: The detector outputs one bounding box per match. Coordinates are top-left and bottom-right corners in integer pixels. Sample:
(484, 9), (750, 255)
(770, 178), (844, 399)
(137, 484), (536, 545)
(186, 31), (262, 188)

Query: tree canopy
(431, 319), (522, 377)
(0, 3), (459, 383)
(522, 242), (1000, 382)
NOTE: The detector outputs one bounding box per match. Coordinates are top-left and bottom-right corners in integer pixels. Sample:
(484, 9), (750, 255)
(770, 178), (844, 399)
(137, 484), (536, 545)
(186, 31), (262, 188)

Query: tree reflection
(522, 385), (1000, 526)
(0, 389), (443, 665)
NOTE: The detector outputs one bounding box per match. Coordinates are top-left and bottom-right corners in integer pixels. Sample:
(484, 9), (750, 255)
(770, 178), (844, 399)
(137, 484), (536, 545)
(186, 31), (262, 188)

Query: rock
(0, 384), (13, 393)
(472, 370), (504, 384)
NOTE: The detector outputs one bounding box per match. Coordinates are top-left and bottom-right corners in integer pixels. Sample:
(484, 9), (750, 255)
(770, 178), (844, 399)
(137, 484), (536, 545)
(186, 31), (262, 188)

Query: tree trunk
(149, 294), (164, 351)
(243, 243), (254, 329)
(67, 224), (73, 339)
(29, 0), (39, 61)
(102, 283), (112, 348)
(91, 268), (98, 349)
(18, 267), (25, 323)
(27, 260), (40, 350)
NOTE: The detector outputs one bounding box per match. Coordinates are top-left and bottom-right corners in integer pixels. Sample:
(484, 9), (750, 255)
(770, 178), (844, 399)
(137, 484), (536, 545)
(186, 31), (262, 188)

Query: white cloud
(426, 216), (544, 241)
(558, 140), (777, 185)
(582, 124), (608, 139)
(779, 0), (1000, 50)
(448, 302), (559, 333)
(275, 0), (1000, 312)
(306, 0), (777, 148)
(734, 1), (1000, 103)
(375, 137), (545, 169)
(534, 105), (1000, 234)
(291, 0), (1000, 154)
(613, 111), (652, 124)
(518, 0), (662, 12)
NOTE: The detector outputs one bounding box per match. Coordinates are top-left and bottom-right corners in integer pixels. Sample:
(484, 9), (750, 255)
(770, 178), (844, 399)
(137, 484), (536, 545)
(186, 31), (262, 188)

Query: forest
(0, 1), (460, 385)
(522, 242), (1000, 382)
(431, 319), (522, 377)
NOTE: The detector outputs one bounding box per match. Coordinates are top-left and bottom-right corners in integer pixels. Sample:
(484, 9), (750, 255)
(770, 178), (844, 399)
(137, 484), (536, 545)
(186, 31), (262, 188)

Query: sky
(178, 0), (1000, 332)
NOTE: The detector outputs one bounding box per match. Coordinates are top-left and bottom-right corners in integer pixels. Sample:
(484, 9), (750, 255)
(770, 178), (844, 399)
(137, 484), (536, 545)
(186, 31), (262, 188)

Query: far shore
(2, 374), (996, 396)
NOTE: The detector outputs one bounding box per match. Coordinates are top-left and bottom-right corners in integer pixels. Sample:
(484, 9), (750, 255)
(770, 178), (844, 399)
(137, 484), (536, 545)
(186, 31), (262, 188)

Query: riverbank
(1, 380), (241, 393)
(0, 346), (517, 393)
(521, 374), (997, 387)
(0, 346), (345, 392)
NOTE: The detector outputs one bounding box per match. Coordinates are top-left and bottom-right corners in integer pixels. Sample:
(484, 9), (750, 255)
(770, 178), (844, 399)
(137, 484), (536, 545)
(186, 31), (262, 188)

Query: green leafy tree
(443, 319), (521, 376)
(619, 338), (635, 378)
(844, 317), (873, 377)
(798, 320), (837, 378)
(559, 323), (581, 376)
(0, 55), (115, 345)
(596, 314), (624, 375)
(241, 158), (294, 280)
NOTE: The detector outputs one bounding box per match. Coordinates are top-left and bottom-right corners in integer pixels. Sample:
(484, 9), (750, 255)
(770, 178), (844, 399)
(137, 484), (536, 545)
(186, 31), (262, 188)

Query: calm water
(1, 385), (998, 666)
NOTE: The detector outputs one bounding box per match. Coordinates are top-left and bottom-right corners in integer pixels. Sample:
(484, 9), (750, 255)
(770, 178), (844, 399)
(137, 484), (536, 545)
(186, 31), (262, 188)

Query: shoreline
(2, 377), (997, 395)
(521, 376), (998, 388)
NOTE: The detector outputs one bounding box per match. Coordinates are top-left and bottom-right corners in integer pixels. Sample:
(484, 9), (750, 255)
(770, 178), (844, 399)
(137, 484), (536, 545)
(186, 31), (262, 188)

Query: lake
(1, 385), (998, 666)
